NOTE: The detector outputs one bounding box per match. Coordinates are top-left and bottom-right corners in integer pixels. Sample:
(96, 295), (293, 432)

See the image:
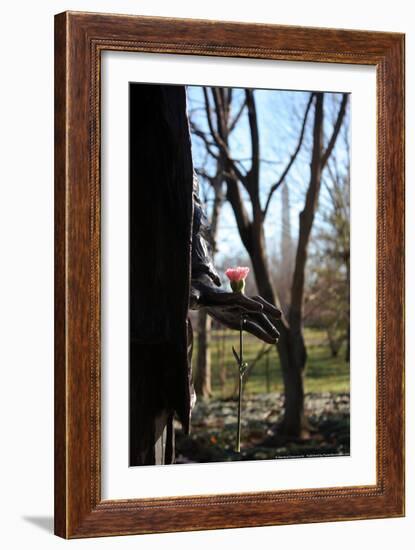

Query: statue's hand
(191, 277), (281, 344)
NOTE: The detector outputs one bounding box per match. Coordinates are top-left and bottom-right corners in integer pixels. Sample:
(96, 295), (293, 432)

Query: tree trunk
(278, 93), (324, 436)
(245, 217), (310, 436)
(194, 310), (212, 398)
(278, 324), (308, 436)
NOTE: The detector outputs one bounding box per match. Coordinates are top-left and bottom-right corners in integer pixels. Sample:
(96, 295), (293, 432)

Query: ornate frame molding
(55, 11), (405, 538)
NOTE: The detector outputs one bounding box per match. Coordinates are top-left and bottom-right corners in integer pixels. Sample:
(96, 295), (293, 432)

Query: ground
(175, 392), (350, 463)
(175, 327), (350, 463)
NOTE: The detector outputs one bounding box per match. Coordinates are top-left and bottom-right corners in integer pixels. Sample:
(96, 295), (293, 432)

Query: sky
(187, 86), (350, 266)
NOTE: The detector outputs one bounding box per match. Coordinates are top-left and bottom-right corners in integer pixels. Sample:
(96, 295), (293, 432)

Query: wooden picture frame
(54, 11), (405, 538)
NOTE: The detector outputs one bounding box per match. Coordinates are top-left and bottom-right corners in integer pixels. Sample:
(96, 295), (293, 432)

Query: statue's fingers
(252, 296), (282, 319)
(205, 308), (240, 331)
(251, 312), (280, 340)
(243, 319), (278, 344)
(234, 293), (264, 312)
(200, 290), (238, 306)
(208, 292), (263, 312)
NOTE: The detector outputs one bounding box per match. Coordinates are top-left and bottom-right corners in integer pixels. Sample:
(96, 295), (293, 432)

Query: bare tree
(190, 87), (348, 436)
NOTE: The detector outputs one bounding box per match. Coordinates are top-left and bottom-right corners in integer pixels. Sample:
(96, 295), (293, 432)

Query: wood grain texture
(54, 11), (405, 539)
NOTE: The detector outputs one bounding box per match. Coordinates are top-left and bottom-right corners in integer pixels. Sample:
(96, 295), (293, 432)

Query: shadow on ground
(22, 516), (54, 533)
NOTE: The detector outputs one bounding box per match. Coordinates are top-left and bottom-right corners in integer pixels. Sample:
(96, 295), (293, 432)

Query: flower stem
(236, 315), (244, 453)
(236, 374), (242, 452)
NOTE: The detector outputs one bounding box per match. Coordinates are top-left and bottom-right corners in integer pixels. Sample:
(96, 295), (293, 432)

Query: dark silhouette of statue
(129, 83), (280, 466)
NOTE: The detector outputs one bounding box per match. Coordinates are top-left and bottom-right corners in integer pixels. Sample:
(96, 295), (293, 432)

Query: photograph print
(129, 82), (350, 467)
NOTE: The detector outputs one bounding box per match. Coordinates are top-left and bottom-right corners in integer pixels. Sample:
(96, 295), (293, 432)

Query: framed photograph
(54, 11), (405, 538)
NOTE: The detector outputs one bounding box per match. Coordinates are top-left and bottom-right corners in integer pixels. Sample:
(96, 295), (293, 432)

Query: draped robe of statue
(129, 83), (217, 465)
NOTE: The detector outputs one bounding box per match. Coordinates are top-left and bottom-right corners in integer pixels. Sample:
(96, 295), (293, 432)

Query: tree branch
(202, 87), (249, 186)
(212, 87), (226, 138)
(229, 98), (246, 133)
(245, 89), (260, 186)
(226, 178), (251, 245)
(262, 93), (314, 218)
(289, 92), (324, 326)
(190, 121), (220, 160)
(321, 93), (349, 169)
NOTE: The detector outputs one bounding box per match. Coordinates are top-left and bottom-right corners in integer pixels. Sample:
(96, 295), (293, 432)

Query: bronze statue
(129, 83), (280, 466)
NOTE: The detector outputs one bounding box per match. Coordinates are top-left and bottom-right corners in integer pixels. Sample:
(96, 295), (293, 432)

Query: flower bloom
(225, 266), (250, 293)
(225, 266), (250, 282)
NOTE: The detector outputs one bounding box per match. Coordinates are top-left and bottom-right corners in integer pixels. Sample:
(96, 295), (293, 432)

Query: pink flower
(225, 266), (250, 293)
(225, 267), (250, 282)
